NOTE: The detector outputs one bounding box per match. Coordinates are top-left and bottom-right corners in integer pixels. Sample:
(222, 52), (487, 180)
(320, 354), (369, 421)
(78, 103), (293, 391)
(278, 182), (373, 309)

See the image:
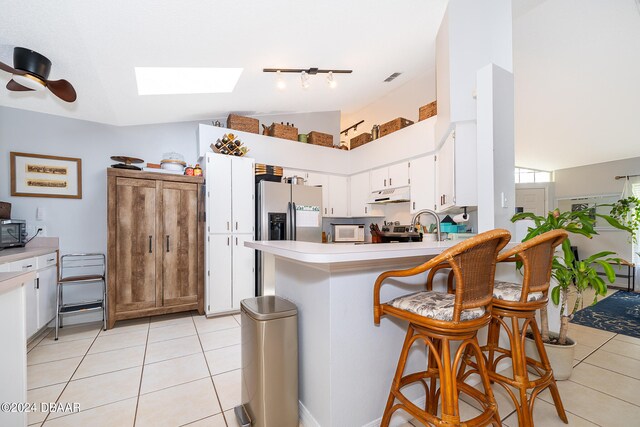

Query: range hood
(367, 186), (411, 204)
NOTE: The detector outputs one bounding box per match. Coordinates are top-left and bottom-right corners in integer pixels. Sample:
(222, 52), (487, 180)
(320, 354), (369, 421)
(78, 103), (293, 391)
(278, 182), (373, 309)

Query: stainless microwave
(0, 219), (27, 249)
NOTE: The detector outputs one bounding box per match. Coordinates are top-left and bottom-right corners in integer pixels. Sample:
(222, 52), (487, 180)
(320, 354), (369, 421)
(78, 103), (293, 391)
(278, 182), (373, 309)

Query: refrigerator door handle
(292, 202), (297, 241)
(287, 201), (292, 240)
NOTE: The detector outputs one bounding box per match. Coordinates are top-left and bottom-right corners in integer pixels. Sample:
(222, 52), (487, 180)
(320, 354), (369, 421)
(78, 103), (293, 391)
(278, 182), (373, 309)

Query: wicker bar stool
(462, 230), (569, 427)
(374, 229), (511, 427)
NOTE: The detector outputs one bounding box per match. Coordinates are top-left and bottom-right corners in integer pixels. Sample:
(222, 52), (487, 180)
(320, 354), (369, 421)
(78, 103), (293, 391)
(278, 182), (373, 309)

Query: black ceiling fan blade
(46, 79), (77, 102)
(6, 79), (34, 92)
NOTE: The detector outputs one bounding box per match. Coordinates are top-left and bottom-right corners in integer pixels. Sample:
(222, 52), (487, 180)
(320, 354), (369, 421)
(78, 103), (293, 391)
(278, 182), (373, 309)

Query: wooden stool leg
(469, 337), (502, 427)
(486, 315), (501, 374)
(529, 318), (568, 424)
(510, 316), (534, 427)
(439, 338), (461, 426)
(426, 338), (441, 415)
(381, 325), (415, 427)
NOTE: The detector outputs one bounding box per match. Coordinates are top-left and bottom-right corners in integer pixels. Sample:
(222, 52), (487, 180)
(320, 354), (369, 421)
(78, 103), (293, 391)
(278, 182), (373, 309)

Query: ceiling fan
(0, 47), (77, 103)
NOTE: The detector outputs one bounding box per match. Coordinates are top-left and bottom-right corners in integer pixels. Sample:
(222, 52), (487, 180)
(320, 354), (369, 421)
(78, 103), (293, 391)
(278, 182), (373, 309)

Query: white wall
(340, 70), (436, 146)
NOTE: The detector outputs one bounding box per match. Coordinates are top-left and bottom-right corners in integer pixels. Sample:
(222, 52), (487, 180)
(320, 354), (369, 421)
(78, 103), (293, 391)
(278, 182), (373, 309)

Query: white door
(436, 132), (455, 211)
(37, 266), (58, 329)
(328, 175), (349, 217)
(24, 278), (38, 338)
(370, 167), (388, 191)
(306, 173), (330, 217)
(208, 234), (233, 313)
(232, 234), (255, 309)
(410, 155), (436, 213)
(207, 154), (232, 233)
(388, 162), (410, 189)
(516, 188), (546, 216)
(231, 156), (255, 234)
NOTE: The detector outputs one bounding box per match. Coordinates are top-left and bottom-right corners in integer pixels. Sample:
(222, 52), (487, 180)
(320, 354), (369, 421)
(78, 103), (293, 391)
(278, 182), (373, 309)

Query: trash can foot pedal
(234, 404), (251, 427)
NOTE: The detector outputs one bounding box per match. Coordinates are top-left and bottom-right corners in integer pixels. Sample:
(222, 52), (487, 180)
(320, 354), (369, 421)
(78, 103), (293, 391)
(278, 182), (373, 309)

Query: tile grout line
(39, 328), (102, 425)
(192, 313), (230, 427)
(131, 318), (151, 427)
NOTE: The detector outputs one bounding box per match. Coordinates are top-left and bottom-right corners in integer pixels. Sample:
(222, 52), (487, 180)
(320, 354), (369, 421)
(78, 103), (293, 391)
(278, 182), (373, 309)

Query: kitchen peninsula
(245, 240), (457, 427)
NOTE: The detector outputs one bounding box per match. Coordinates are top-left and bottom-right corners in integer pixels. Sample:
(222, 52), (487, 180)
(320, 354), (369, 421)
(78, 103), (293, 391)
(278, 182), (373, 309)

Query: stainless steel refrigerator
(256, 180), (323, 295)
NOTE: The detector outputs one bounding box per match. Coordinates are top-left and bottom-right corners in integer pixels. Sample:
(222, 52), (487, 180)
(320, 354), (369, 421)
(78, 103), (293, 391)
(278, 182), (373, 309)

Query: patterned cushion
(493, 281), (544, 302)
(388, 291), (485, 322)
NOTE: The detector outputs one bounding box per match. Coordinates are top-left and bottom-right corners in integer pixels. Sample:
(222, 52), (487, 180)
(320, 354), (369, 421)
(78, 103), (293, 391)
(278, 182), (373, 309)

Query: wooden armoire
(107, 168), (204, 328)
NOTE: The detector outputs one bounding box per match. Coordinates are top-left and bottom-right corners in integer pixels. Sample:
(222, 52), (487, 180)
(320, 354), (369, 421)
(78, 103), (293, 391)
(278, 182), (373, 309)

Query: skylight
(134, 67), (243, 95)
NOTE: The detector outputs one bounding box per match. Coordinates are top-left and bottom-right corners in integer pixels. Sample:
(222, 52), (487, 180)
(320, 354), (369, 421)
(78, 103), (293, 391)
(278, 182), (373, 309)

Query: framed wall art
(10, 152), (82, 199)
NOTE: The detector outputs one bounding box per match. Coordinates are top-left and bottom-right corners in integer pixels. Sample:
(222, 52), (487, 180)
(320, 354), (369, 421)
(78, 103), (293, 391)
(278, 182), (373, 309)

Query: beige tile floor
(25, 312), (640, 426)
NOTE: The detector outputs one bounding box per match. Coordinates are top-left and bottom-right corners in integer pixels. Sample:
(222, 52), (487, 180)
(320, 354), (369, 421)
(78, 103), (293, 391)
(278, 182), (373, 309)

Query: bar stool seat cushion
(493, 281), (544, 302)
(388, 291), (485, 322)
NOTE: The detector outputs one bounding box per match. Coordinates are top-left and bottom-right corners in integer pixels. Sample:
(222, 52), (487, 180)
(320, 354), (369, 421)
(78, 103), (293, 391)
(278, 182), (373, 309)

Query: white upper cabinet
(327, 175), (349, 217)
(349, 172), (384, 218)
(206, 153), (254, 234)
(435, 133), (455, 211)
(435, 127), (477, 212)
(410, 155), (436, 213)
(370, 162), (409, 191)
(231, 156), (255, 234)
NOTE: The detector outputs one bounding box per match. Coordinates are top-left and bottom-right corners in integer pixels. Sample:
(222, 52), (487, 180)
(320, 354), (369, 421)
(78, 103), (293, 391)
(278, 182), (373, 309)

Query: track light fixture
(264, 67), (351, 90)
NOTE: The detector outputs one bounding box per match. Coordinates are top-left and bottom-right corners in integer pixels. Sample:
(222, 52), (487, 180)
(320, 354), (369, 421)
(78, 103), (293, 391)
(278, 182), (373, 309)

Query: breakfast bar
(246, 240), (458, 427)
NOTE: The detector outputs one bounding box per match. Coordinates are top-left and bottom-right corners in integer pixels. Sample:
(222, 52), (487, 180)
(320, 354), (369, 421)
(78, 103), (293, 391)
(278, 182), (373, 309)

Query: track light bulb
(301, 71), (310, 89)
(276, 70), (286, 90)
(326, 71), (337, 89)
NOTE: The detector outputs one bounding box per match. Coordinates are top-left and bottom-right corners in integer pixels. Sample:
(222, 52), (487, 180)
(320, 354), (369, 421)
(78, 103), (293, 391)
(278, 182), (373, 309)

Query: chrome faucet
(410, 209), (441, 242)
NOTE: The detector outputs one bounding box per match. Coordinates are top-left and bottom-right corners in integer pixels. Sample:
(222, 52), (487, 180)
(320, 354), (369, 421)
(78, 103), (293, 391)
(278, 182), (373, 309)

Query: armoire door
(161, 181), (199, 307)
(115, 177), (157, 312)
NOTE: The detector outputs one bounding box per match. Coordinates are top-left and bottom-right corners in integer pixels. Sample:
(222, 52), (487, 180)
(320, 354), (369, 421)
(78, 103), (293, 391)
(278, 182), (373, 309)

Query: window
(514, 167), (552, 184)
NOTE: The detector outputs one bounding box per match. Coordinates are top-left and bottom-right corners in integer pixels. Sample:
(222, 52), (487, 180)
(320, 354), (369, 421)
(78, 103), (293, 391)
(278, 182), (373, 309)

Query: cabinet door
(328, 175), (349, 217)
(115, 177), (157, 312)
(370, 167), (388, 191)
(232, 157), (255, 234)
(162, 182), (199, 307)
(349, 172), (368, 217)
(37, 265), (58, 329)
(208, 234), (233, 313)
(207, 154), (233, 233)
(232, 234), (255, 309)
(306, 173), (330, 216)
(410, 155), (436, 213)
(388, 162), (410, 188)
(436, 132), (455, 211)
(25, 278), (38, 338)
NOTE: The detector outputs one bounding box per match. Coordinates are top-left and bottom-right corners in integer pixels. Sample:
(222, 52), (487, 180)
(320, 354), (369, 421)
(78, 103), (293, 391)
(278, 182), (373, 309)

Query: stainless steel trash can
(236, 295), (298, 427)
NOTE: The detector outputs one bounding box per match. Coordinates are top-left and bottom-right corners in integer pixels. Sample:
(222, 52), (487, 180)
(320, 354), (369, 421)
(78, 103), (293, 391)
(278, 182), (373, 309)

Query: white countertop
(245, 240), (456, 264)
(0, 246), (58, 264)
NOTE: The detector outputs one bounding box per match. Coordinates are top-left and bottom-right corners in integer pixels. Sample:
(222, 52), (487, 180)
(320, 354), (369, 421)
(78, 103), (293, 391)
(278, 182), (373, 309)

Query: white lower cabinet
(207, 234), (255, 315)
(37, 265), (58, 330)
(3, 251), (58, 340)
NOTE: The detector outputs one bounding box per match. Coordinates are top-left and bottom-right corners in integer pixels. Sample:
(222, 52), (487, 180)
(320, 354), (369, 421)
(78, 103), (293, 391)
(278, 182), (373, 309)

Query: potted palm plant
(511, 208), (630, 379)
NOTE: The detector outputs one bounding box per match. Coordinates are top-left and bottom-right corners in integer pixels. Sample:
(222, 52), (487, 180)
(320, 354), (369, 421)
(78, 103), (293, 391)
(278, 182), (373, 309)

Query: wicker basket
(350, 133), (372, 150)
(227, 114), (259, 134)
(379, 117), (414, 137)
(0, 202), (11, 220)
(419, 101), (437, 121)
(268, 123), (298, 141)
(308, 131), (333, 147)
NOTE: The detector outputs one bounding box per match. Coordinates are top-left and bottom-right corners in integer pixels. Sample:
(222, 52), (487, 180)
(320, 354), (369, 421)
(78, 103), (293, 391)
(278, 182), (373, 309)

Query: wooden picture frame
(10, 152), (82, 199)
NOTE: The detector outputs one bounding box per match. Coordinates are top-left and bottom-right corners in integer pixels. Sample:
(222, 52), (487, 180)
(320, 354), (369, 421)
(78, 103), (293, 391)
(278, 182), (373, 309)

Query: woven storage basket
(268, 123), (298, 141)
(419, 101), (437, 121)
(379, 117), (414, 137)
(0, 202), (11, 220)
(227, 114), (259, 134)
(308, 131), (333, 147)
(350, 133), (372, 150)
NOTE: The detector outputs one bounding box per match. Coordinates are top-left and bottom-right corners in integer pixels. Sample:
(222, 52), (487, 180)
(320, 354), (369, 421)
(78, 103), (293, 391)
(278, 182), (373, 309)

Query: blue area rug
(570, 291), (640, 338)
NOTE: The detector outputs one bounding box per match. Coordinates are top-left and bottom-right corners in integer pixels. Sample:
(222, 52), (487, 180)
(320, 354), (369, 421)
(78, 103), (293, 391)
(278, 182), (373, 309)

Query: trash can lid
(241, 296), (297, 321)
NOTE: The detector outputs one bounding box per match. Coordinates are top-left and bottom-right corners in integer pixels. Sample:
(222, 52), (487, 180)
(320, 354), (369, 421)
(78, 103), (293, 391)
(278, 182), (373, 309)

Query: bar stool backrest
(447, 230), (511, 321)
(498, 230), (567, 303)
(59, 253), (106, 281)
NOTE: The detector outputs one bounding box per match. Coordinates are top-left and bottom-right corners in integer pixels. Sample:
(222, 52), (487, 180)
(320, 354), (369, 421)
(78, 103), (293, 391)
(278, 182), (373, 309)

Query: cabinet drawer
(8, 257), (37, 272)
(37, 253), (58, 269)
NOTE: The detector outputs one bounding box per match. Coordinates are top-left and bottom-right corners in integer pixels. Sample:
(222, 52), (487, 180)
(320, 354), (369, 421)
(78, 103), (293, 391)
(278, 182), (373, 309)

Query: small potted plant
(511, 208), (630, 378)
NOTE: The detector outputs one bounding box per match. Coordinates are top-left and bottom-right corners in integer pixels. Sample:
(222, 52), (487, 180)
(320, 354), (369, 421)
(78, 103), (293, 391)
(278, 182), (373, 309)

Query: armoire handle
(166, 235), (170, 252)
(149, 236), (152, 253)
